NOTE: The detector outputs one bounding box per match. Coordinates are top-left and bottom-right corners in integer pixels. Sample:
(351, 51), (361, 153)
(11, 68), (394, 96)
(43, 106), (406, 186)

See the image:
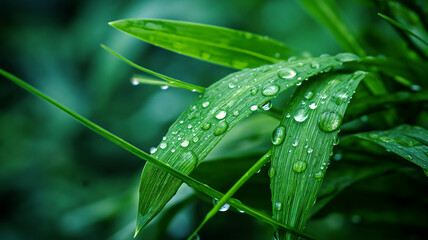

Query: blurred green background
(1, 0), (425, 240)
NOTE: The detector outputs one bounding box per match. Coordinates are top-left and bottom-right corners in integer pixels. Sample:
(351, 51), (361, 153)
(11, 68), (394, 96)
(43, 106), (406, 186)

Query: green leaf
(349, 125), (428, 169)
(137, 54), (355, 234)
(298, 0), (366, 56)
(0, 68), (313, 239)
(109, 19), (299, 69)
(378, 13), (428, 46)
(270, 70), (367, 239)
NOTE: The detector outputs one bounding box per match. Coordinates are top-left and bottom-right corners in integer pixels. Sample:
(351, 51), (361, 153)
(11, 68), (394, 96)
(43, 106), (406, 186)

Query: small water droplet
(333, 136), (340, 146)
(159, 142), (167, 149)
(202, 101), (210, 108)
(215, 110), (227, 120)
(294, 108), (309, 122)
(336, 53), (360, 62)
(192, 136), (199, 143)
(181, 140), (189, 147)
(410, 84), (421, 91)
(318, 110), (343, 132)
(296, 82), (302, 86)
(314, 171), (324, 181)
(293, 161), (307, 173)
(150, 147), (157, 154)
(304, 91), (314, 100)
(286, 113), (291, 118)
(310, 61), (320, 69)
(160, 85), (169, 90)
(262, 84), (280, 96)
(214, 120), (228, 136)
(334, 153), (342, 161)
(233, 110), (239, 116)
(262, 101), (272, 111)
(250, 86), (258, 96)
(292, 138), (299, 147)
(307, 148), (313, 153)
(188, 124), (193, 129)
(335, 89), (348, 105)
(228, 82), (236, 89)
(201, 121), (211, 130)
(275, 202), (282, 211)
(131, 78), (140, 85)
(250, 105), (258, 111)
(278, 68), (296, 79)
(213, 198), (230, 212)
(309, 102), (317, 109)
(171, 149), (176, 153)
(272, 125), (286, 146)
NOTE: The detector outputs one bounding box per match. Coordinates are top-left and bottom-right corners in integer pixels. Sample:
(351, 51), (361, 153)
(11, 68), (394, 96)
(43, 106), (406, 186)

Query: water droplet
(410, 84), (421, 91)
(182, 150), (199, 169)
(215, 110), (227, 120)
(336, 53), (360, 62)
(296, 82), (302, 86)
(213, 198), (230, 212)
(310, 61), (320, 69)
(307, 148), (313, 153)
(160, 85), (169, 90)
(250, 86), (258, 96)
(335, 89), (348, 105)
(293, 161), (307, 173)
(201, 121), (211, 130)
(278, 68), (296, 79)
(292, 138), (299, 147)
(250, 105), (258, 111)
(275, 202), (282, 211)
(304, 91), (314, 100)
(181, 140), (189, 147)
(150, 147), (157, 154)
(314, 171), (324, 181)
(171, 149), (176, 153)
(214, 120), (228, 136)
(233, 110), (239, 116)
(159, 142), (167, 149)
(286, 113), (291, 118)
(272, 125), (286, 146)
(187, 124), (193, 129)
(262, 101), (272, 111)
(202, 101), (210, 108)
(320, 93), (328, 99)
(268, 167), (275, 178)
(333, 136), (340, 146)
(309, 102), (317, 109)
(262, 84), (280, 96)
(228, 82), (236, 89)
(131, 78), (139, 85)
(192, 136), (199, 143)
(334, 153), (342, 161)
(318, 110), (343, 132)
(379, 136), (394, 143)
(293, 108), (309, 122)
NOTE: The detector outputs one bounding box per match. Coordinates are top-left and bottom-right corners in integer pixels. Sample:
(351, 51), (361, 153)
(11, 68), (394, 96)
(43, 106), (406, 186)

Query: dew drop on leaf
(335, 52), (360, 62)
(314, 171), (324, 181)
(292, 138), (299, 147)
(318, 110), (343, 132)
(293, 161), (307, 173)
(250, 105), (258, 111)
(272, 125), (286, 146)
(181, 140), (189, 147)
(262, 84), (280, 96)
(233, 110), (239, 116)
(159, 142), (167, 149)
(150, 147), (157, 154)
(261, 101), (272, 111)
(293, 108), (309, 122)
(278, 68), (296, 79)
(214, 120), (228, 136)
(215, 110), (227, 120)
(202, 101), (210, 108)
(309, 102), (317, 109)
(213, 198), (230, 212)
(201, 121), (211, 130)
(160, 85), (169, 90)
(275, 202), (282, 211)
(250, 86), (258, 96)
(182, 150), (199, 169)
(310, 61), (320, 69)
(304, 91), (314, 100)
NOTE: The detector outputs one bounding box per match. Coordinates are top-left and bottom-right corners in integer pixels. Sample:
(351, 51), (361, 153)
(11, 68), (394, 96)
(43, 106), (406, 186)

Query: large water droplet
(181, 140), (189, 147)
(272, 125), (286, 146)
(335, 89), (348, 105)
(278, 68), (296, 79)
(261, 101), (272, 111)
(159, 142), (167, 149)
(309, 102), (317, 109)
(214, 120), (228, 136)
(293, 161), (307, 173)
(215, 110), (227, 120)
(318, 110), (343, 132)
(336, 53), (360, 62)
(262, 84), (280, 96)
(294, 108), (309, 122)
(213, 198), (230, 212)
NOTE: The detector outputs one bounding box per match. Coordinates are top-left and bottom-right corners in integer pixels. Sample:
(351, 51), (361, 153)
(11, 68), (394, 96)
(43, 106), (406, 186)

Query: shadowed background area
(1, 0), (427, 240)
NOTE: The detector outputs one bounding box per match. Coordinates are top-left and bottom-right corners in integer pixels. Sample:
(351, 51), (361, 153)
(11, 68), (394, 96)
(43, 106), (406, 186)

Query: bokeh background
(1, 0), (426, 240)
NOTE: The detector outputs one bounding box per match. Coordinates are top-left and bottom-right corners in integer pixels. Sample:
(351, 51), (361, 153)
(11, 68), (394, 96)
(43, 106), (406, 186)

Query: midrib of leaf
(137, 54), (354, 234)
(0, 69), (312, 240)
(270, 71), (366, 240)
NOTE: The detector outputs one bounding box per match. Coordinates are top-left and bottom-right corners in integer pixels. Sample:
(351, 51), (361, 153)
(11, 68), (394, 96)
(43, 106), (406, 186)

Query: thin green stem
(101, 44), (205, 93)
(0, 69), (313, 240)
(188, 150), (272, 240)
(132, 75), (203, 92)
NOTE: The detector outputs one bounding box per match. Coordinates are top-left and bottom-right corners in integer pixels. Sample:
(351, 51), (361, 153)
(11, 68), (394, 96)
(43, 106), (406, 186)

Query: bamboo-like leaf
(136, 54), (359, 235)
(109, 19), (298, 69)
(298, 0), (366, 56)
(349, 125), (428, 169)
(378, 13), (428, 45)
(0, 69), (312, 239)
(270, 71), (366, 239)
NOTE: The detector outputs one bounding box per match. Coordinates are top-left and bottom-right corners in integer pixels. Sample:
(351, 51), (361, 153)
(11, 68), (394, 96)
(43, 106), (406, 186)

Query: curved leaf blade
(270, 71), (366, 239)
(109, 19), (298, 69)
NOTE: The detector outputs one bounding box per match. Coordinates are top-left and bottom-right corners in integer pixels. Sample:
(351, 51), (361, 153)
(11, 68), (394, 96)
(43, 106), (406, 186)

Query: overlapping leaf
(109, 19), (298, 69)
(136, 54), (360, 235)
(270, 71), (366, 239)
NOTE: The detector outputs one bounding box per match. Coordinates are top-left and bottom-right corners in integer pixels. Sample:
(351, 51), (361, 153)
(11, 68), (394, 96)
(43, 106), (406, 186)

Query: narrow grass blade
(109, 19), (299, 69)
(349, 125), (428, 169)
(101, 44), (205, 92)
(270, 71), (367, 239)
(298, 0), (365, 56)
(136, 54), (359, 234)
(188, 150), (272, 239)
(378, 13), (428, 46)
(0, 69), (312, 239)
